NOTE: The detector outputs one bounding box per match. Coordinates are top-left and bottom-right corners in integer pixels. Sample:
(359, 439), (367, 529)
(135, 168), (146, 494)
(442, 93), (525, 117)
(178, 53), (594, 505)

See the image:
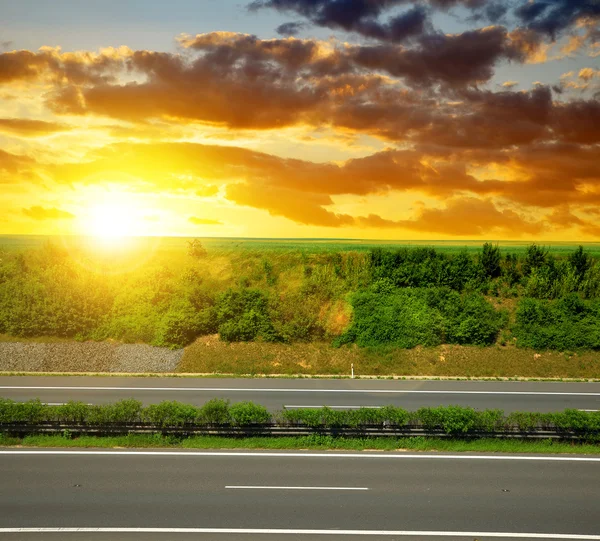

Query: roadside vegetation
(0, 239), (599, 376)
(1, 398), (599, 438)
(1, 432), (599, 454)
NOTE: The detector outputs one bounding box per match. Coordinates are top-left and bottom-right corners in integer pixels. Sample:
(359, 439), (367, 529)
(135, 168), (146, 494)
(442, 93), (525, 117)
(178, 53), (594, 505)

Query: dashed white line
(225, 486), (369, 490)
(284, 405), (383, 409)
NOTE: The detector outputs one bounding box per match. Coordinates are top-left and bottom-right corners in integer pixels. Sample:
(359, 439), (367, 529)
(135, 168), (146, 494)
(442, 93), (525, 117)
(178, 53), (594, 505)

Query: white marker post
(351, 363), (354, 379)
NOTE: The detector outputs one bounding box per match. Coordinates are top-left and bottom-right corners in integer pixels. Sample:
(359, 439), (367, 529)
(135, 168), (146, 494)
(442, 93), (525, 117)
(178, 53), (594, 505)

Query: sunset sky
(1, 0), (599, 240)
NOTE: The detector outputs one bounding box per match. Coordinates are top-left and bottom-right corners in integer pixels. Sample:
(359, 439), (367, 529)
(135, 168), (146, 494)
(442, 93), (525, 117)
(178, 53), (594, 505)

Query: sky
(1, 0), (599, 240)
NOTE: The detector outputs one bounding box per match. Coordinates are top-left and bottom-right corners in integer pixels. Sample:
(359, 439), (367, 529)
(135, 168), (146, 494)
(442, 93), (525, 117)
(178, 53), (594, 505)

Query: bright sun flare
(85, 202), (138, 240)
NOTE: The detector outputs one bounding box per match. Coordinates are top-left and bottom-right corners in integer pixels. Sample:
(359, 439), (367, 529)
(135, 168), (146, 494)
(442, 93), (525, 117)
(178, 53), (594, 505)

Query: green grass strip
(1, 433), (599, 454)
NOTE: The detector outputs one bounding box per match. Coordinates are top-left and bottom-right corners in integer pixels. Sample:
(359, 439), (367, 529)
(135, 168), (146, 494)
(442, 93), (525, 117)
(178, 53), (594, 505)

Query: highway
(0, 449), (599, 540)
(0, 376), (599, 412)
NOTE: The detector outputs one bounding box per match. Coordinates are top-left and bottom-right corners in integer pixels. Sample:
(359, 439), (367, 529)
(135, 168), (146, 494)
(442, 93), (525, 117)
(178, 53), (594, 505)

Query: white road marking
(1, 450), (600, 461)
(2, 386), (600, 396)
(43, 403), (93, 406)
(225, 486), (369, 490)
(0, 528), (599, 538)
(284, 405), (383, 409)
(578, 409), (599, 412)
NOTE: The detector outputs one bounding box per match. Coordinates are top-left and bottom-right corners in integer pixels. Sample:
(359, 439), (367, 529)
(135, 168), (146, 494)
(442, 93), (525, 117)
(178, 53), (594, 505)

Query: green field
(2, 235), (600, 256)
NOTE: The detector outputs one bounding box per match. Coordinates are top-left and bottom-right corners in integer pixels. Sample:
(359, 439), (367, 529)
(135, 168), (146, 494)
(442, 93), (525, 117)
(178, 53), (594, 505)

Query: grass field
(1, 433), (599, 454)
(179, 338), (600, 379)
(2, 234), (600, 256)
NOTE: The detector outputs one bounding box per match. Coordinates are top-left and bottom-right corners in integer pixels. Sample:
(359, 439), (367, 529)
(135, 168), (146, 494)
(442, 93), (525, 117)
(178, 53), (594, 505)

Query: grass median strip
(1, 433), (600, 454)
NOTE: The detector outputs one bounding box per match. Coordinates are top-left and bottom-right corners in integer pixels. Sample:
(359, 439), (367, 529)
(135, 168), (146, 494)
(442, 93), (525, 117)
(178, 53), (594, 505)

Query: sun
(85, 202), (139, 241)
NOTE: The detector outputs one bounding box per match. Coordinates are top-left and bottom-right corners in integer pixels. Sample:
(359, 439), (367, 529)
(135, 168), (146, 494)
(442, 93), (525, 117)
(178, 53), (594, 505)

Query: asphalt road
(0, 449), (599, 540)
(1, 376), (600, 412)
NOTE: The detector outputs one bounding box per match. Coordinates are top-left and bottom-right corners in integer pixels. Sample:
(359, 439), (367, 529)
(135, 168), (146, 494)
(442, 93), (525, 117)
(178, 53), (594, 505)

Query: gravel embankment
(0, 342), (183, 373)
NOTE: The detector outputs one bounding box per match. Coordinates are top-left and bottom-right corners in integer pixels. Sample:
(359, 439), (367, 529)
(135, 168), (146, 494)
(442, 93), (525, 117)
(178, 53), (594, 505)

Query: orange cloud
(0, 118), (72, 137)
(188, 217), (223, 225)
(357, 198), (544, 236)
(22, 206), (75, 220)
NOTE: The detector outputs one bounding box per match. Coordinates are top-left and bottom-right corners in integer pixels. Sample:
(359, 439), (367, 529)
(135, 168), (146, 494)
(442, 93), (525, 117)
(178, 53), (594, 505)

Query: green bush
(154, 301), (215, 348)
(338, 287), (503, 348)
(505, 411), (542, 431)
(216, 289), (279, 342)
(0, 398), (49, 423)
(417, 406), (480, 435)
(337, 288), (444, 348)
(143, 401), (199, 427)
(198, 399), (231, 424)
(54, 401), (92, 423)
(514, 295), (600, 350)
(229, 402), (272, 425)
(1, 400), (600, 436)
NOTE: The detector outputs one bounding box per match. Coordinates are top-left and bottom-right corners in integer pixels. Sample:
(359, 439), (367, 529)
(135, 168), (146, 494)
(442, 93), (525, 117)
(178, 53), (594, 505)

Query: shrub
(216, 289), (278, 342)
(198, 399), (231, 425)
(337, 288), (444, 348)
(481, 243), (501, 279)
(281, 408), (324, 428)
(142, 401), (198, 427)
(0, 400), (599, 436)
(154, 301), (215, 348)
(417, 406), (480, 435)
(338, 287), (503, 348)
(513, 295), (600, 350)
(505, 411), (541, 431)
(523, 244), (548, 276)
(54, 401), (92, 423)
(0, 398), (49, 423)
(229, 402), (272, 426)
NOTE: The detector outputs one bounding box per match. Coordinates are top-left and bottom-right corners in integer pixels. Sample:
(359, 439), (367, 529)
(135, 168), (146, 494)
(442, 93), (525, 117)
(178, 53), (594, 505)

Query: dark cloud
(49, 38), (326, 129)
(6, 31), (544, 136)
(515, 0), (600, 39)
(412, 86), (553, 149)
(248, 0), (405, 28)
(251, 0), (430, 42)
(351, 26), (513, 87)
(551, 99), (600, 144)
(22, 206), (75, 220)
(276, 21), (306, 35)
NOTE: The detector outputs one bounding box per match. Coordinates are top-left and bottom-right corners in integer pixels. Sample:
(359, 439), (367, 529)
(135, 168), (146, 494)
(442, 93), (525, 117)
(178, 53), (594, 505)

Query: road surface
(0, 376), (599, 412)
(0, 449), (598, 540)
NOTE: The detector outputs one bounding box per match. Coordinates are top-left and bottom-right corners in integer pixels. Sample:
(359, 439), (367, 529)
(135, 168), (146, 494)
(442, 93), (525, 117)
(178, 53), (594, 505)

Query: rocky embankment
(0, 342), (183, 373)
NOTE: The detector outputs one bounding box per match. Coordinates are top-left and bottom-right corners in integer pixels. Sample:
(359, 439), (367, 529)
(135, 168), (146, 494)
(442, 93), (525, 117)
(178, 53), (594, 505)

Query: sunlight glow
(85, 202), (140, 241)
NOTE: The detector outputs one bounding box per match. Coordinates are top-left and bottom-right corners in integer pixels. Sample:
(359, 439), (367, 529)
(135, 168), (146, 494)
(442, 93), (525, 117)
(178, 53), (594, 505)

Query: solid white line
(2, 385), (600, 396)
(1, 450), (600, 461)
(578, 409), (599, 412)
(0, 528), (599, 538)
(225, 486), (369, 490)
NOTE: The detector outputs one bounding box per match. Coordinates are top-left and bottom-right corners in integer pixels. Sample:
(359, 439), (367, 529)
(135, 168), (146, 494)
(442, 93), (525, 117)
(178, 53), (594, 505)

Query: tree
(481, 243), (501, 279)
(569, 245), (591, 281)
(187, 239), (207, 259)
(523, 243), (547, 275)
